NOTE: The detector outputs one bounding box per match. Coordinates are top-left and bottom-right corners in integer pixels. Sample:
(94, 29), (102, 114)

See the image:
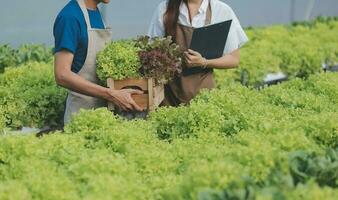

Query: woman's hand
(184, 49), (208, 68)
(105, 88), (144, 111)
(183, 49), (241, 70)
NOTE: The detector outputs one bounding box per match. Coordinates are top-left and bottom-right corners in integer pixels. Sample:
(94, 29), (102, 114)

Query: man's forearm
(56, 71), (110, 100)
(54, 51), (110, 100)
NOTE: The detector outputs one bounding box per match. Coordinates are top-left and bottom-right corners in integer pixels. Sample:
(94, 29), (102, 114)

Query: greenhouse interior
(0, 0), (338, 199)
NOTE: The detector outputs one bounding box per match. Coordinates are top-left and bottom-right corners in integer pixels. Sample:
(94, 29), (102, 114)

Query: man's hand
(55, 50), (144, 112)
(106, 89), (144, 111)
(184, 49), (208, 68)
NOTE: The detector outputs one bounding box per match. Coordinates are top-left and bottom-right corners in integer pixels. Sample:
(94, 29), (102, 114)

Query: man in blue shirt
(54, 0), (142, 124)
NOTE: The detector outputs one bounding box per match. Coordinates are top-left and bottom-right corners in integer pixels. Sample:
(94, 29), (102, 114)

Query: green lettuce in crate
(96, 37), (183, 84)
(96, 40), (141, 81)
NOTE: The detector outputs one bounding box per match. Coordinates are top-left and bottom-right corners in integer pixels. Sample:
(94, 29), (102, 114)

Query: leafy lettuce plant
(16, 44), (53, 64)
(0, 44), (53, 74)
(136, 36), (183, 83)
(96, 40), (141, 81)
(0, 62), (66, 129)
(289, 148), (338, 188)
(0, 45), (17, 73)
(97, 37), (183, 83)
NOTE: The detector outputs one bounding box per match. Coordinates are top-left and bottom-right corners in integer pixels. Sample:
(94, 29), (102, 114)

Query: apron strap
(77, 0), (91, 30)
(182, 0), (213, 76)
(77, 0), (109, 29)
(187, 0), (212, 26)
(205, 1), (212, 26)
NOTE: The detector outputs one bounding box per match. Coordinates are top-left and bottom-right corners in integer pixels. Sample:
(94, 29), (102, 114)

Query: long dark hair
(164, 0), (187, 37)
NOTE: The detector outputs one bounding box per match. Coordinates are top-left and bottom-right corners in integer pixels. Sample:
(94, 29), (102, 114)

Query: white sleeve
(223, 8), (249, 54)
(147, 2), (167, 38)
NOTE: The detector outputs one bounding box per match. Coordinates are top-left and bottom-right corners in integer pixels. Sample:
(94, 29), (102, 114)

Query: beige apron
(64, 0), (112, 124)
(164, 2), (215, 106)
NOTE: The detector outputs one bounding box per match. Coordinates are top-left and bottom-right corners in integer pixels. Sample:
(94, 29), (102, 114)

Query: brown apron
(164, 2), (215, 106)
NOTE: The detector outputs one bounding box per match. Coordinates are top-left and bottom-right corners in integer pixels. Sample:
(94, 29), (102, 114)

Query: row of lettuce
(0, 17), (337, 199)
(215, 16), (338, 86)
(0, 44), (52, 73)
(1, 72), (337, 199)
(1, 18), (338, 130)
(0, 62), (66, 130)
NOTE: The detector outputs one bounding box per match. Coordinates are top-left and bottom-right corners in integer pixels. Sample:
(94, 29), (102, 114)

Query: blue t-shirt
(53, 0), (105, 73)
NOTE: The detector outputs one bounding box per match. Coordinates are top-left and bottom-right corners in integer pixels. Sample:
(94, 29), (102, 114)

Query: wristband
(202, 58), (208, 69)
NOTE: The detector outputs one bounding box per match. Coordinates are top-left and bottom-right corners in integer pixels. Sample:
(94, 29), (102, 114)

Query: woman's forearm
(205, 49), (240, 69)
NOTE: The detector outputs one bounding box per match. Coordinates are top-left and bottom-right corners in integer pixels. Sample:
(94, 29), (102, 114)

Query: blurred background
(1, 0), (338, 47)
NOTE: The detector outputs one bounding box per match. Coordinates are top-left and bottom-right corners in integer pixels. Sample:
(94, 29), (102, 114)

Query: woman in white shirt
(148, 0), (249, 106)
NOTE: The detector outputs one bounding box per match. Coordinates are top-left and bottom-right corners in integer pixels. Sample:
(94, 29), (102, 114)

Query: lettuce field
(0, 18), (337, 199)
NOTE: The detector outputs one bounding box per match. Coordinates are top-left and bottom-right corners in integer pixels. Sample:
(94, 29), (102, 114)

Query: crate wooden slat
(131, 94), (148, 108)
(107, 78), (164, 111)
(153, 85), (164, 107)
(147, 78), (154, 111)
(107, 78), (115, 111)
(113, 79), (148, 90)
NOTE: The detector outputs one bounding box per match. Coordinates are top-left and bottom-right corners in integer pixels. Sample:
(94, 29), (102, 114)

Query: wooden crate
(107, 78), (164, 111)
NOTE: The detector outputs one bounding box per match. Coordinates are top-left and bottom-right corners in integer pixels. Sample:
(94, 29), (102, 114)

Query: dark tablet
(190, 20), (232, 59)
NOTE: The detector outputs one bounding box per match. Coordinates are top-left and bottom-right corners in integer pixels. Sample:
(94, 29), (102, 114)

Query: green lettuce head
(97, 40), (141, 81)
